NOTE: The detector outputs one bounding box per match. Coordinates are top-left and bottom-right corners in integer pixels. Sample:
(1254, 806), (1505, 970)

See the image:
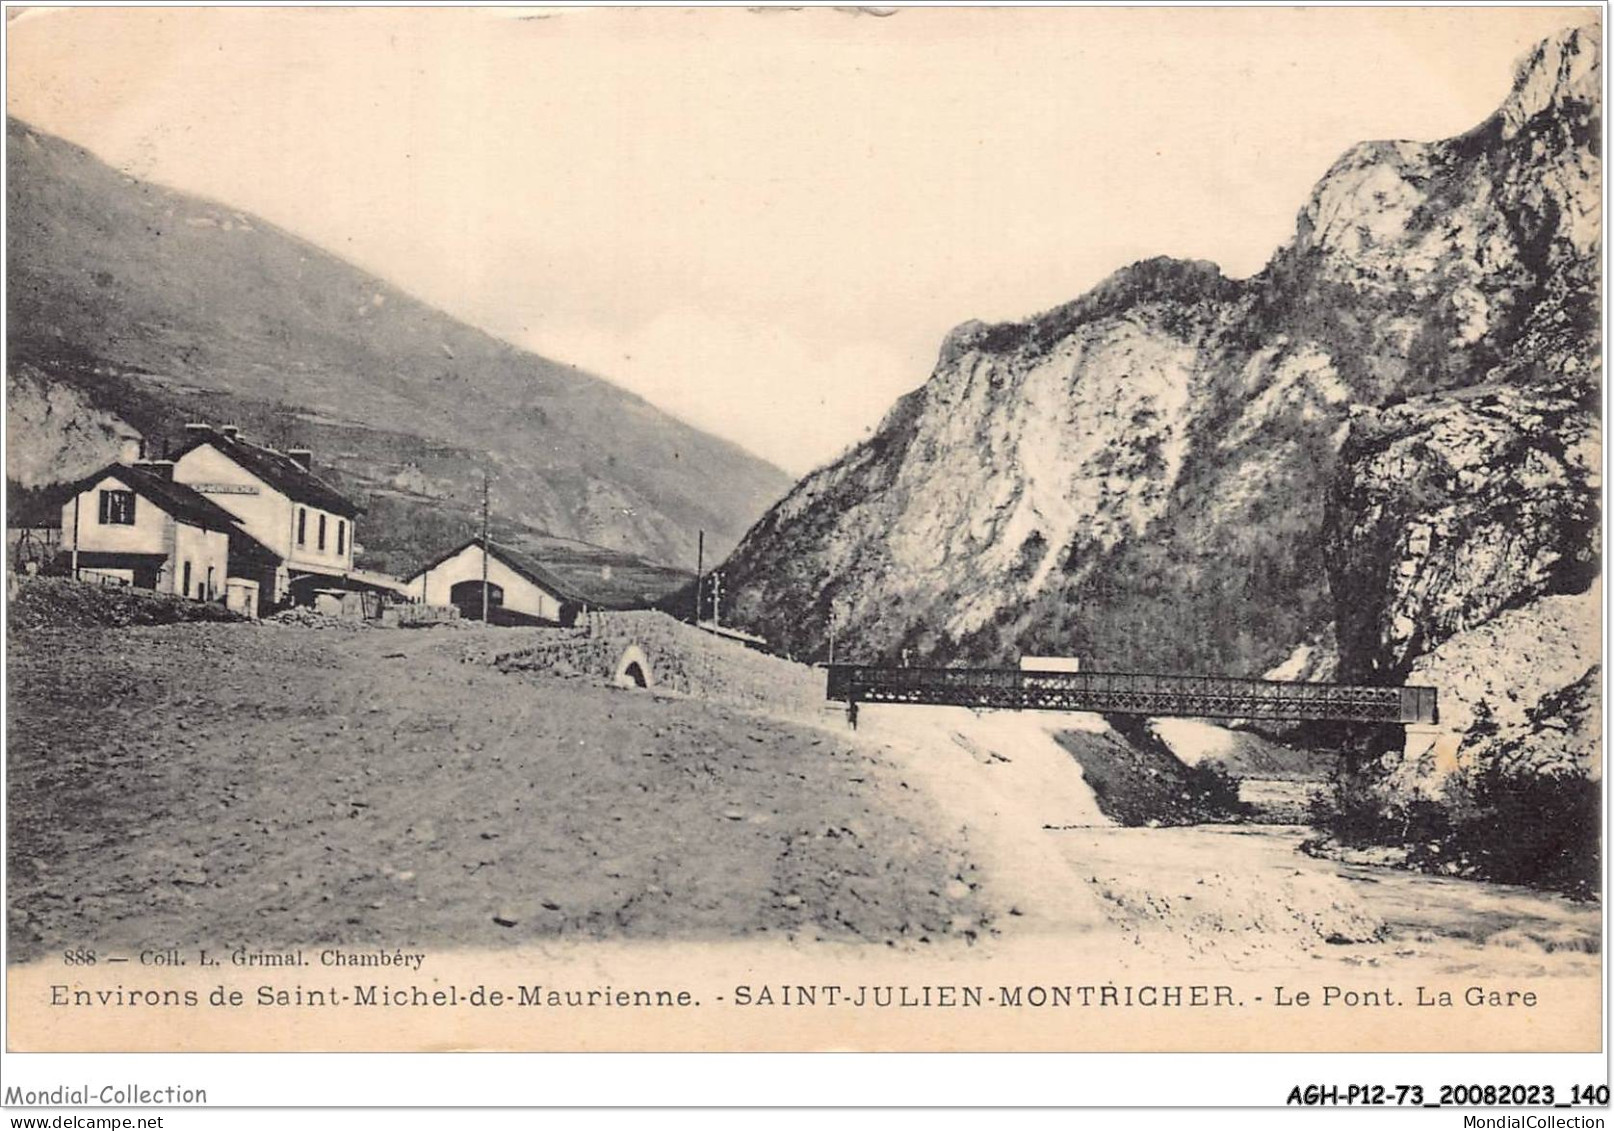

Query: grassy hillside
(7, 117), (792, 565)
(356, 491), (691, 608)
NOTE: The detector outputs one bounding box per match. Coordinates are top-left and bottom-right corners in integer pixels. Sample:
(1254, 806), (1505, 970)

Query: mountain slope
(717, 25), (1600, 677)
(6, 117), (792, 567)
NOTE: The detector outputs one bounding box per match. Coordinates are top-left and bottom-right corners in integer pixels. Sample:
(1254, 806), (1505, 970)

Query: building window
(206, 566), (216, 600)
(297, 507), (307, 547)
(337, 520), (346, 556)
(182, 560), (192, 598)
(98, 489), (136, 525)
(318, 513), (327, 551)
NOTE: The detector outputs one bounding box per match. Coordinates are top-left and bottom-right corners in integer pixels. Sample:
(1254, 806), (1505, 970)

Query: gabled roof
(227, 525), (283, 567)
(408, 536), (583, 603)
(69, 463), (244, 534)
(173, 429), (361, 518)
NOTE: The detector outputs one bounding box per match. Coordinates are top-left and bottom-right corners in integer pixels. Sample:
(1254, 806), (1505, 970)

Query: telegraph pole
(711, 571), (723, 627)
(480, 471), (491, 623)
(70, 494), (80, 581)
(694, 530), (704, 624)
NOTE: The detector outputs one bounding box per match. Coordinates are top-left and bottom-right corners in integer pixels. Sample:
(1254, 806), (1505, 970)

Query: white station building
(169, 423), (382, 610)
(59, 460), (254, 609)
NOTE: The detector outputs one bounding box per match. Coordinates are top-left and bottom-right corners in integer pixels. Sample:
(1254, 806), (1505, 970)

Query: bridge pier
(1401, 723), (1464, 784)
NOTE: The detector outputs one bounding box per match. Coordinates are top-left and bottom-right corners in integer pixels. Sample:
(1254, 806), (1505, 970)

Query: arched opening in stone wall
(613, 645), (654, 689)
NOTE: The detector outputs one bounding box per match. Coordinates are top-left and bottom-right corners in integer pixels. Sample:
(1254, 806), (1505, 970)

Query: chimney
(219, 425), (240, 440)
(287, 448), (314, 472)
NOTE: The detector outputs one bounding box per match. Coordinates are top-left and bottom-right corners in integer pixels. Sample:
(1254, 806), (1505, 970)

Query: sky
(5, 5), (1592, 475)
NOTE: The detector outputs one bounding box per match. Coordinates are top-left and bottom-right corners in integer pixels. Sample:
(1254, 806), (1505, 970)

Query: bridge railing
(825, 665), (1437, 725)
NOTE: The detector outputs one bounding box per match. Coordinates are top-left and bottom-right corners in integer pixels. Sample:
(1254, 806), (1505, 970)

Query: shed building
(405, 537), (582, 626)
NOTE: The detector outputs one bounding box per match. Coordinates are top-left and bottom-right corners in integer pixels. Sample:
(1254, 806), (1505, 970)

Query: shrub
(1309, 757), (1599, 899)
(1184, 760), (1247, 819)
(1453, 764), (1600, 899)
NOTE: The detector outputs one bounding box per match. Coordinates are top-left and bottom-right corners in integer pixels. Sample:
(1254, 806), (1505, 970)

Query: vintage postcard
(2, 3), (1603, 1077)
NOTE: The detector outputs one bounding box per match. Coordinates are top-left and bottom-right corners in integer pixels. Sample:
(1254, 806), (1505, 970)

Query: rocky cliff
(5, 363), (141, 487)
(1318, 28), (1600, 824)
(719, 25), (1600, 696)
(1326, 380), (1598, 684)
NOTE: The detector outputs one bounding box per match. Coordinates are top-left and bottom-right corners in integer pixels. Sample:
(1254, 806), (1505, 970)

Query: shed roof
(173, 429), (361, 518)
(409, 536), (583, 603)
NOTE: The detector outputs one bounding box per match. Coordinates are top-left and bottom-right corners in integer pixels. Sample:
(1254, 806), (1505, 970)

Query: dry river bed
(853, 703), (1601, 983)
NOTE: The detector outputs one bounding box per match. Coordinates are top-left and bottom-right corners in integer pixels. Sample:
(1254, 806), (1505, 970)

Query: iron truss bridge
(825, 665), (1438, 725)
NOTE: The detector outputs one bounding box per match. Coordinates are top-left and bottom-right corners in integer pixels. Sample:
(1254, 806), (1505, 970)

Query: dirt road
(7, 623), (992, 963)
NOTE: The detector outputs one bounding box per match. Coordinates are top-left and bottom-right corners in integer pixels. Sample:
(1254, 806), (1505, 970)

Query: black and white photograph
(0, 1), (1604, 1109)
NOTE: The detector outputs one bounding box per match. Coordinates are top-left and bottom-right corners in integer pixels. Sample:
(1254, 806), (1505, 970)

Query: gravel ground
(7, 622), (993, 963)
(9, 576), (242, 630)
